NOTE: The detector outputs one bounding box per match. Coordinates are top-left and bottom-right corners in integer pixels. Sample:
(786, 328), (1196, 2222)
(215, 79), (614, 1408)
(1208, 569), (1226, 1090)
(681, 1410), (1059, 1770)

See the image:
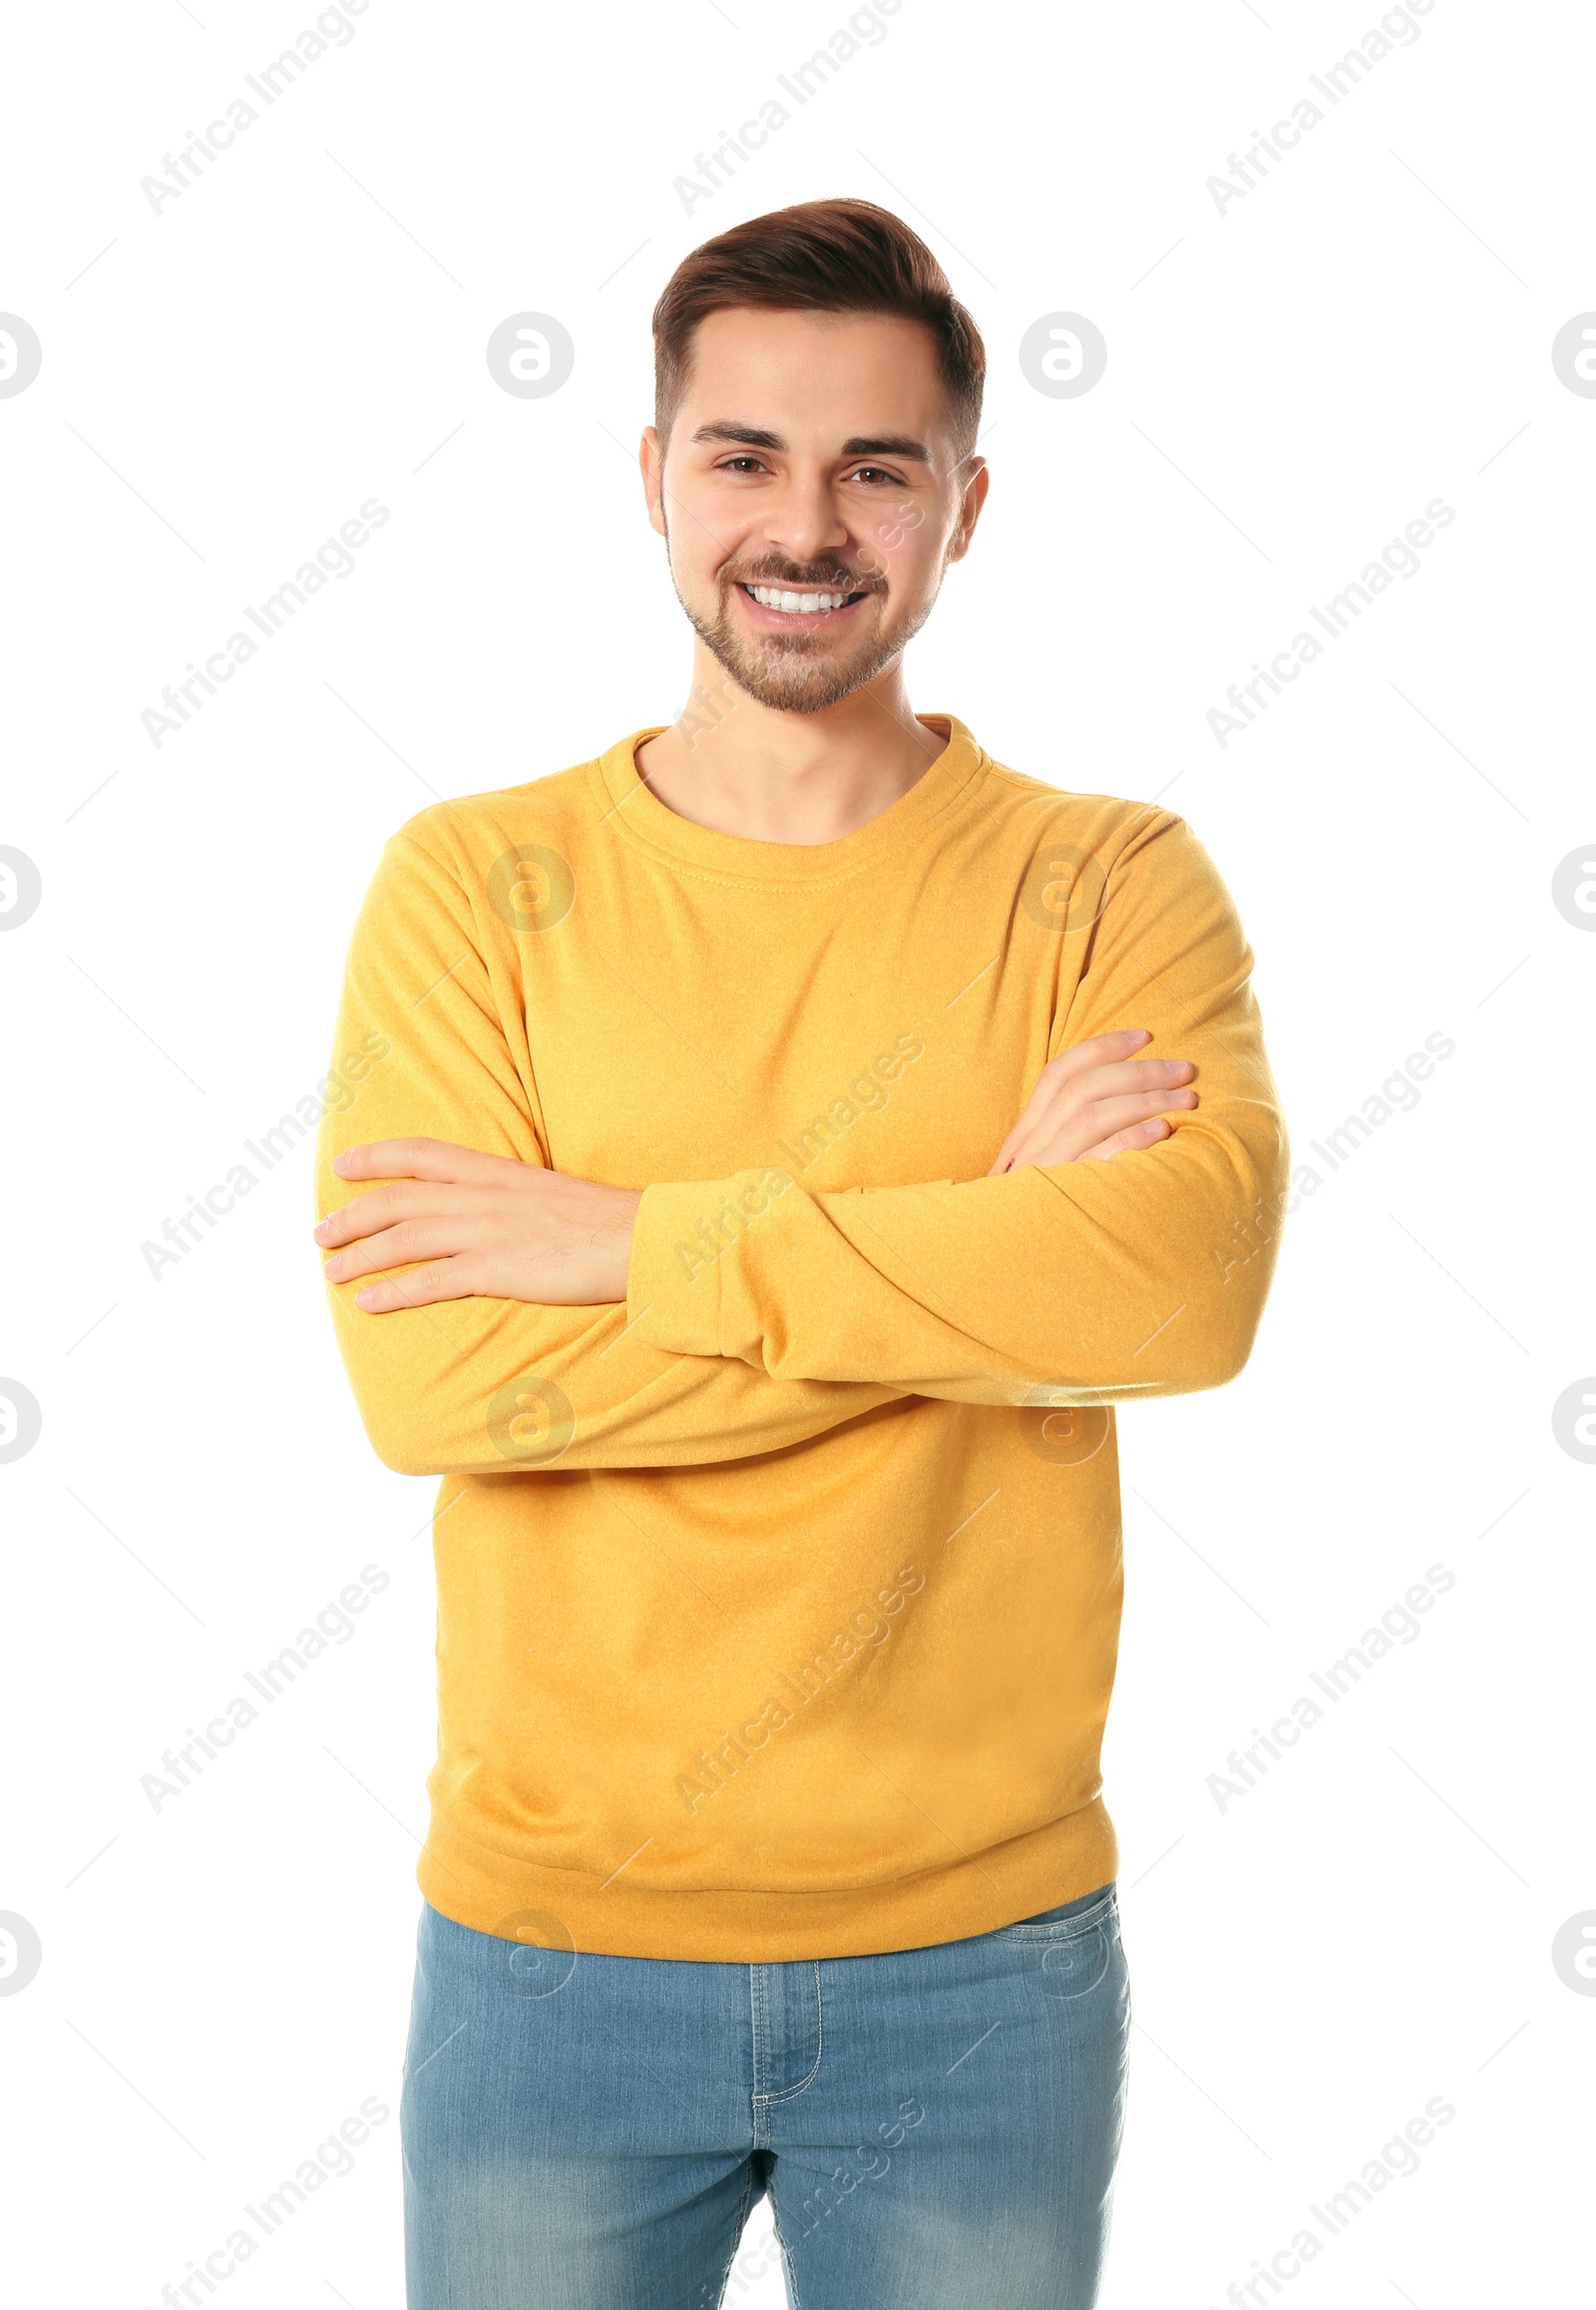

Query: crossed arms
(311, 817), (1288, 1477)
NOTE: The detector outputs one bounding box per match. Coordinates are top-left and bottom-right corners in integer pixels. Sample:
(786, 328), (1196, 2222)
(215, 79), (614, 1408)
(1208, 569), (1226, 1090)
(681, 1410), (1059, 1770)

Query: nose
(761, 473), (854, 572)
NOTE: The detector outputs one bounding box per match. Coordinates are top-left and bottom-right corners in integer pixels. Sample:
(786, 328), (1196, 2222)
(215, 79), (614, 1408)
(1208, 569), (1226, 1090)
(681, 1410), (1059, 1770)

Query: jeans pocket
(990, 1886), (1119, 2002)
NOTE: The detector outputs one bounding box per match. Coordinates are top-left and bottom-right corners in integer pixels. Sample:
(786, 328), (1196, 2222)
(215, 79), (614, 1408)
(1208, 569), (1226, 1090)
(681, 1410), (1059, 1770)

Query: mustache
(724, 564), (884, 593)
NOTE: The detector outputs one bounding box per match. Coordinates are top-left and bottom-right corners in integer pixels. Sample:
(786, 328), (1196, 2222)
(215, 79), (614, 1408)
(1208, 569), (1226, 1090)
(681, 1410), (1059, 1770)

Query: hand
(313, 1138), (642, 1310)
(989, 1029), (1196, 1174)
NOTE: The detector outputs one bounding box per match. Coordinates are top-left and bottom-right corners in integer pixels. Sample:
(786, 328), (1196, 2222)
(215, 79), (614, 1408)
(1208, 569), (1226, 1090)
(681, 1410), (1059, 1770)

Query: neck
(633, 645), (946, 845)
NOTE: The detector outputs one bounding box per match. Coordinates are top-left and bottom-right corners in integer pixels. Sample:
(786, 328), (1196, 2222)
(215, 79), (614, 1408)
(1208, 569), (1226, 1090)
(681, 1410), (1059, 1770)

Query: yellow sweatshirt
(313, 714), (1287, 1960)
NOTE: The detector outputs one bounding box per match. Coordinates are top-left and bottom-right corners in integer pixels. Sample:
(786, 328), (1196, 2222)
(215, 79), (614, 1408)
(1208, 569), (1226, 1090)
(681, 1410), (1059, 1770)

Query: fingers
(993, 1033), (1190, 1170)
(1091, 1084), (1197, 1131)
(1038, 1054), (1194, 1122)
(330, 1136), (539, 1187)
(1002, 1050), (1194, 1162)
(997, 1031), (1152, 1150)
(1052, 1027), (1154, 1074)
(1077, 1118), (1172, 1161)
(1016, 1029), (1154, 1109)
(346, 1260), (490, 1314)
(318, 1211), (490, 1281)
(988, 1130), (1021, 1176)
(1006, 1085), (1196, 1171)
(315, 1180), (519, 1252)
(1090, 1054), (1194, 1096)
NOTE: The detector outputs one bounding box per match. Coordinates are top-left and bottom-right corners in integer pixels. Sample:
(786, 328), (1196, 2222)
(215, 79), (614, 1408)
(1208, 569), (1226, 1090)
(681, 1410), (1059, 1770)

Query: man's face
(642, 307), (987, 714)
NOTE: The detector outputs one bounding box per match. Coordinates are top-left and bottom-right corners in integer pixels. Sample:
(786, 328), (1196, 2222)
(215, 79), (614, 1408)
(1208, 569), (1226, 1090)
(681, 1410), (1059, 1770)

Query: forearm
(314, 827), (913, 1478)
(320, 1269), (908, 1475)
(624, 1106), (1286, 1405)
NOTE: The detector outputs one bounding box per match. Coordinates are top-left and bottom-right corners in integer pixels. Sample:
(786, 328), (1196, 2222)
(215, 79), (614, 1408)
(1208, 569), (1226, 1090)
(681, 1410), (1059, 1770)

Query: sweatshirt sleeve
(625, 812), (1288, 1406)
(312, 826), (906, 1476)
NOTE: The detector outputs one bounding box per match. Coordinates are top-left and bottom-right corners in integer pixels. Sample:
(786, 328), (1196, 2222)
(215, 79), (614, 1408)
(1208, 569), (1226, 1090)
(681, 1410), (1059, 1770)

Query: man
(312, 197), (1286, 2310)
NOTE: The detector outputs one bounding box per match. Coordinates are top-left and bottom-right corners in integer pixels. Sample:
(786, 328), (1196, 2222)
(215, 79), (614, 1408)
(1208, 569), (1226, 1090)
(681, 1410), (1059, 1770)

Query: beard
(672, 555), (936, 715)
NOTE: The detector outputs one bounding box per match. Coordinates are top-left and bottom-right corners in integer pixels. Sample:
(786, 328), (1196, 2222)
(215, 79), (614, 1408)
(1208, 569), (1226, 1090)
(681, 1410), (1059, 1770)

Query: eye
(847, 465), (901, 486)
(716, 454), (770, 475)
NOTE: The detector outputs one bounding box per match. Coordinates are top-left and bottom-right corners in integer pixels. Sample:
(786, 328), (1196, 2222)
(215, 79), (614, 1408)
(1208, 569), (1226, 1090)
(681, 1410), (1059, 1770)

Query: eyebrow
(688, 422), (932, 462)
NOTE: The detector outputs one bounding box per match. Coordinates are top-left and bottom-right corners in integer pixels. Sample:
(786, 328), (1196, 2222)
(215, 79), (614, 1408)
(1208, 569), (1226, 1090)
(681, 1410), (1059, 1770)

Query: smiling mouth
(737, 581), (872, 618)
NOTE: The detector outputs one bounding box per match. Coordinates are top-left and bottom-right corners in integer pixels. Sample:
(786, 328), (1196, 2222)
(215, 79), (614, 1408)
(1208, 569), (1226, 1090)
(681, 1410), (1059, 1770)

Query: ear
(641, 426), (667, 540)
(946, 457), (990, 566)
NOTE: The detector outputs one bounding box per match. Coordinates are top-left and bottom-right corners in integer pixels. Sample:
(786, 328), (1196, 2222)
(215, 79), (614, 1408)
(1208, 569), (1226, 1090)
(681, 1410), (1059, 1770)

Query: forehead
(675, 306), (952, 448)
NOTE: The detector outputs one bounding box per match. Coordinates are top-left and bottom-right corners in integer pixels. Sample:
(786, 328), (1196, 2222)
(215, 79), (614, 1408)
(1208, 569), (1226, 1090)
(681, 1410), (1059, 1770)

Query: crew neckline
(588, 712), (991, 886)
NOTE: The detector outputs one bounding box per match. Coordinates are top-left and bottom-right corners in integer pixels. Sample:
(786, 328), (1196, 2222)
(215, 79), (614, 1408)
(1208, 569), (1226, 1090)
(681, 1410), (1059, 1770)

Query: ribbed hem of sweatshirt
(416, 1799), (1119, 1962)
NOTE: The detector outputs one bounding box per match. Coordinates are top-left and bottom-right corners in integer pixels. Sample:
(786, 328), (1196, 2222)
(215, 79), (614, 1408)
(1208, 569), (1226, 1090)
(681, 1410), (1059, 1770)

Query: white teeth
(748, 584), (853, 612)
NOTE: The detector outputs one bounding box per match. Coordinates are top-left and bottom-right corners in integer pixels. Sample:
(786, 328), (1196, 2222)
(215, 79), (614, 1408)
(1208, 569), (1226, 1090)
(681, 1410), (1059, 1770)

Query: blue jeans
(401, 1883), (1128, 2309)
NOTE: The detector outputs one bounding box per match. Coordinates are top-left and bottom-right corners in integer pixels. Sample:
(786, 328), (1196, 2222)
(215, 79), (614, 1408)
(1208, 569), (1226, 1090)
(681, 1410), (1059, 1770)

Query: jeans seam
(711, 2162), (758, 2310)
(768, 2176), (804, 2310)
(749, 1963), (767, 2146)
(759, 1960), (824, 2110)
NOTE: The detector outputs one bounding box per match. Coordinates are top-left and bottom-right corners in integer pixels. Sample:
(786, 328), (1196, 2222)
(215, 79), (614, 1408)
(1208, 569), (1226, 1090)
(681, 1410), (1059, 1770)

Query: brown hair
(651, 197), (986, 463)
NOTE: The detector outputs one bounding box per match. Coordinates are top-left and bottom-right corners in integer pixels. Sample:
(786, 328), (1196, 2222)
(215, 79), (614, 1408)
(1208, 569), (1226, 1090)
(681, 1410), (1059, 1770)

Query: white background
(1, 1), (1590, 2304)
